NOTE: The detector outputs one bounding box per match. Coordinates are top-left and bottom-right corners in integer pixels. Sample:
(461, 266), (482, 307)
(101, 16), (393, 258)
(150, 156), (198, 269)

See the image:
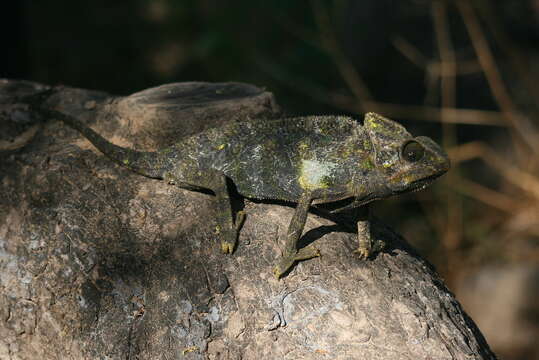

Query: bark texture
(0, 79), (496, 359)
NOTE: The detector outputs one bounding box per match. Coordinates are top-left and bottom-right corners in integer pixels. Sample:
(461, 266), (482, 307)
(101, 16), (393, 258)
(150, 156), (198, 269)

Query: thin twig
(451, 177), (520, 212)
(361, 102), (507, 126)
(433, 1), (456, 113)
(433, 0), (462, 254)
(393, 36), (481, 76)
(392, 36), (428, 68)
(311, 0), (375, 112)
(478, 0), (539, 102)
(457, 0), (539, 155)
(448, 141), (539, 201)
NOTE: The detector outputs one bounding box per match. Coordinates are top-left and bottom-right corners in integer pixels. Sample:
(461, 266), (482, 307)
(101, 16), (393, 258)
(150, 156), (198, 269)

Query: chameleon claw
(354, 247), (370, 259)
(217, 223), (238, 254)
(354, 237), (386, 259)
(219, 211), (245, 253)
(221, 241), (236, 254)
(273, 258), (294, 279)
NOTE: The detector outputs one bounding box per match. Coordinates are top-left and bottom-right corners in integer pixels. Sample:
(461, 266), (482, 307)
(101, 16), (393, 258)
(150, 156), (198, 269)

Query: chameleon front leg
(354, 205), (384, 258)
(354, 220), (372, 259)
(355, 206), (372, 259)
(273, 191), (320, 279)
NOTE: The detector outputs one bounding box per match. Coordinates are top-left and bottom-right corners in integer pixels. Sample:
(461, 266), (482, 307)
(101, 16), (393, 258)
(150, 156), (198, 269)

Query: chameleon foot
(354, 247), (370, 259)
(221, 241), (236, 254)
(220, 211), (246, 253)
(354, 238), (386, 259)
(273, 246), (320, 279)
(217, 226), (238, 254)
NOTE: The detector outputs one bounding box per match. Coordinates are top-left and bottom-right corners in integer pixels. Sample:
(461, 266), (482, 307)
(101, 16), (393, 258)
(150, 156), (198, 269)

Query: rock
(0, 79), (496, 359)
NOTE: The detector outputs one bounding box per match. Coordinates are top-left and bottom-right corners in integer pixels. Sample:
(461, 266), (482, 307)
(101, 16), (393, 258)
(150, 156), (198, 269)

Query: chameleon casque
(47, 109), (450, 278)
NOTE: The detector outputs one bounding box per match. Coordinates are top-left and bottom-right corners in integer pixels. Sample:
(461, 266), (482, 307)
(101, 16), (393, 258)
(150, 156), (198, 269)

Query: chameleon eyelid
(400, 140), (425, 163)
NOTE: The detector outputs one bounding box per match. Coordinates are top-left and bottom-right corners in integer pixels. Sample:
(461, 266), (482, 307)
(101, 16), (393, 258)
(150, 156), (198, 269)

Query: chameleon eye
(402, 140), (425, 162)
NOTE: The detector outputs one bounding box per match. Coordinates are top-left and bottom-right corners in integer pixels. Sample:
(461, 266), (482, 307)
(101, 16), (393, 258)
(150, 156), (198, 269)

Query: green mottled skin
(49, 110), (450, 278)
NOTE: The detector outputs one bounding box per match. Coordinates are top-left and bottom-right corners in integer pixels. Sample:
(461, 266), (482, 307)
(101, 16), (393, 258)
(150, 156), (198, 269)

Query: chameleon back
(178, 116), (374, 202)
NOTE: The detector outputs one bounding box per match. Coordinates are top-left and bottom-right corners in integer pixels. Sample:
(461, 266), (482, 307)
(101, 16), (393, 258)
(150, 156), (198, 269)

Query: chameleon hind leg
(273, 191), (320, 279)
(207, 171), (246, 253)
(166, 170), (245, 254)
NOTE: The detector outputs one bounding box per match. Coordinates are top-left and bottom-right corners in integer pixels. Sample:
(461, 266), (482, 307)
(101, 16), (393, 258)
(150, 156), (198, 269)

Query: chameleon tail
(45, 109), (165, 179)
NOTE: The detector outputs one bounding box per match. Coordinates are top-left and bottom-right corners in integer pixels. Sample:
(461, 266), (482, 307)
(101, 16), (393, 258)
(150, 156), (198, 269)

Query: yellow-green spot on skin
(123, 159), (129, 165)
(390, 173), (416, 186)
(298, 159), (336, 190)
(362, 158), (374, 170)
(297, 142), (309, 154)
(182, 346), (199, 355)
(319, 175), (332, 188)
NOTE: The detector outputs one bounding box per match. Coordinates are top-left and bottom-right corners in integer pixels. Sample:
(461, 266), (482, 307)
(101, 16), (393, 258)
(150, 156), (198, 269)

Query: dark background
(2, 1), (538, 358)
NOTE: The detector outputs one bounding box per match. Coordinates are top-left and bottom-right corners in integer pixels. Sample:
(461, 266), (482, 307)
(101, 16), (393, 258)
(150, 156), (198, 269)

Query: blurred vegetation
(4, 0), (539, 324)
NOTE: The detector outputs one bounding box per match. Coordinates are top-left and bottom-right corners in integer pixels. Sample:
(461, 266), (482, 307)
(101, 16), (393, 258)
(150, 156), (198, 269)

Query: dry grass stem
(362, 102), (507, 126)
(311, 0), (375, 112)
(393, 36), (481, 76)
(452, 177), (520, 212)
(478, 0), (539, 102)
(449, 142), (539, 201)
(457, 0), (539, 155)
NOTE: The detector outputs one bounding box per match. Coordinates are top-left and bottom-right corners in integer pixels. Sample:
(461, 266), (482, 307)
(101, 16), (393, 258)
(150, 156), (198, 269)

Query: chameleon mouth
(403, 174), (441, 193)
(327, 194), (380, 213)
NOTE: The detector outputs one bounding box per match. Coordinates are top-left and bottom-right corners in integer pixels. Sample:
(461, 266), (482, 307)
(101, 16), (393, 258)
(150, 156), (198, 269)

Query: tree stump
(0, 79), (496, 359)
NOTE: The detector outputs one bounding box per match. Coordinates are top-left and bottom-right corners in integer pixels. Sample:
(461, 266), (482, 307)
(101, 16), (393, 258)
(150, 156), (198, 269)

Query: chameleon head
(364, 112), (450, 194)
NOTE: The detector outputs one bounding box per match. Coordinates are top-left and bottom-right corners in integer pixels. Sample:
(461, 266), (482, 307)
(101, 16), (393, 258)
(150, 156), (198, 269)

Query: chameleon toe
(273, 247), (321, 279)
(221, 241), (236, 254)
(354, 247), (370, 259)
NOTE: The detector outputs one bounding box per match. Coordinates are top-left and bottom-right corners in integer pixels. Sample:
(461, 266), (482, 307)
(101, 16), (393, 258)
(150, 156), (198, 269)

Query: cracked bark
(0, 79), (496, 359)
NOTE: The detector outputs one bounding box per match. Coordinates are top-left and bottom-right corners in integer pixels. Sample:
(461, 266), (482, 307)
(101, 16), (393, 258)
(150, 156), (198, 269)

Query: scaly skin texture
(47, 110), (450, 278)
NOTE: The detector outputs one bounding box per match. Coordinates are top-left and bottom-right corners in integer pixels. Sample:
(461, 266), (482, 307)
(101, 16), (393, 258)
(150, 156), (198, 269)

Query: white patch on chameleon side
(299, 159), (337, 190)
(251, 144), (263, 160)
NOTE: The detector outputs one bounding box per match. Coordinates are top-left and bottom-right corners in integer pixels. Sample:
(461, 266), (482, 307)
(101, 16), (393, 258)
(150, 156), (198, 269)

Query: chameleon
(43, 107), (450, 278)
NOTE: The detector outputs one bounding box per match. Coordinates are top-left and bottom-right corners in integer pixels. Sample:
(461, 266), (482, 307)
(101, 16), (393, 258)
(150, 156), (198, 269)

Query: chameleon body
(50, 110), (450, 278)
